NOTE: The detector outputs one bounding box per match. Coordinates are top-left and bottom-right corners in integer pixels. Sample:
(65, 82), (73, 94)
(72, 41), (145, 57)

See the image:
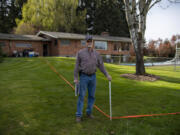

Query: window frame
(81, 40), (86, 46)
(60, 39), (70, 46)
(15, 43), (32, 48)
(94, 41), (108, 50)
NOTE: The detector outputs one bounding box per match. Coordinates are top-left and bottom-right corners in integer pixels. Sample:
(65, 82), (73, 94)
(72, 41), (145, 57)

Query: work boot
(76, 117), (81, 122)
(86, 114), (95, 119)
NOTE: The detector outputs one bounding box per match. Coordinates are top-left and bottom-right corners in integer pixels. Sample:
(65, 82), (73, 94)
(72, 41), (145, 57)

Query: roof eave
(36, 31), (132, 42)
(36, 31), (58, 39)
(0, 38), (50, 41)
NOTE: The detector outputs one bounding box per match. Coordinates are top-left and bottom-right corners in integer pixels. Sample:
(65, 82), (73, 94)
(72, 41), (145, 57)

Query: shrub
(0, 46), (3, 63)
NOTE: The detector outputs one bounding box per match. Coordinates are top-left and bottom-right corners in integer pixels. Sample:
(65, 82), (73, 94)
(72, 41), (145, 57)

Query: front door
(43, 44), (48, 56)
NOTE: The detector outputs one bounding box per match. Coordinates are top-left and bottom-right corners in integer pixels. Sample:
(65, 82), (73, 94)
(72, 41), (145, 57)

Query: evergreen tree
(77, 0), (130, 37)
(0, 0), (27, 33)
(0, 0), (10, 33)
(94, 0), (129, 37)
(77, 0), (96, 34)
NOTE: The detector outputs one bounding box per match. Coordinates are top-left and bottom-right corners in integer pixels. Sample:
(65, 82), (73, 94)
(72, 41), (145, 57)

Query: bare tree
(123, 0), (180, 75)
(123, 0), (163, 75)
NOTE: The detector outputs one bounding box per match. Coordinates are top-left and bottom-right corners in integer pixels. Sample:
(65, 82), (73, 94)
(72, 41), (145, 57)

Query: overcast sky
(145, 1), (180, 41)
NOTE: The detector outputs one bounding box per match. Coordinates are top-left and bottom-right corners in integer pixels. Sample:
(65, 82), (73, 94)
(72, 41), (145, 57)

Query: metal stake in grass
(109, 81), (112, 120)
(75, 84), (77, 96)
(75, 83), (79, 96)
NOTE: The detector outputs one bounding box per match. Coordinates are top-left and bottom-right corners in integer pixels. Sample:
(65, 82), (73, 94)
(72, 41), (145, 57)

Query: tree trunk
(131, 30), (146, 75)
(135, 42), (145, 75)
(123, 0), (146, 75)
(123, 0), (163, 75)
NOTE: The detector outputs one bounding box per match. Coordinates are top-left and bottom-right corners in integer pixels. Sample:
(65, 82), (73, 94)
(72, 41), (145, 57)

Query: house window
(61, 40), (70, 45)
(81, 40), (86, 46)
(114, 44), (122, 51)
(94, 41), (107, 50)
(122, 43), (129, 51)
(15, 43), (32, 48)
(0, 42), (5, 46)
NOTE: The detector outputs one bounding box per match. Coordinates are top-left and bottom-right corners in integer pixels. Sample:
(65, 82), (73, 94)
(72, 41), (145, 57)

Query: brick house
(0, 33), (50, 56)
(37, 31), (132, 57)
(0, 31), (132, 58)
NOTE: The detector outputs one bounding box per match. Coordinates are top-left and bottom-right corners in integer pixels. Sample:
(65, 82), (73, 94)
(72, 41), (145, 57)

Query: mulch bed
(121, 73), (160, 82)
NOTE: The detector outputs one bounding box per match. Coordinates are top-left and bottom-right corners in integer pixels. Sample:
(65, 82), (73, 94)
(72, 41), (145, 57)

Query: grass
(0, 57), (180, 135)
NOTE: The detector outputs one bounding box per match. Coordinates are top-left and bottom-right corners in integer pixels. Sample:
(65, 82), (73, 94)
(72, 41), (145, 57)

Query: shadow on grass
(108, 67), (180, 85)
(157, 75), (180, 84)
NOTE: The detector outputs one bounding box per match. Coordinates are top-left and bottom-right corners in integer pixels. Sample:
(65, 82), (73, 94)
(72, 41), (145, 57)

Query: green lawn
(0, 57), (180, 135)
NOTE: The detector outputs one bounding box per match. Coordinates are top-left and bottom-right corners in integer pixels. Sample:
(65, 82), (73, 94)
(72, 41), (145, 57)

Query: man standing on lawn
(74, 35), (112, 122)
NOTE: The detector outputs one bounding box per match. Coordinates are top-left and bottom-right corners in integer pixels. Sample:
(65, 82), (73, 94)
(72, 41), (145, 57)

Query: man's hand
(107, 75), (112, 81)
(74, 79), (79, 84)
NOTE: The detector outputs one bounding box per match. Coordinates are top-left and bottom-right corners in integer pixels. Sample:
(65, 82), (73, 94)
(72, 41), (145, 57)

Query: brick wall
(58, 39), (85, 56)
(0, 38), (132, 57)
(0, 40), (46, 56)
(57, 39), (131, 56)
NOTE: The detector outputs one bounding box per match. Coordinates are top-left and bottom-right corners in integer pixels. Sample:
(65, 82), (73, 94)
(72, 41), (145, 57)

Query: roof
(0, 33), (50, 41)
(37, 31), (132, 42)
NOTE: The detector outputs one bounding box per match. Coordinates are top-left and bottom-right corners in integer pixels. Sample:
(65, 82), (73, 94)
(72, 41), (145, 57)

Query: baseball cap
(85, 34), (93, 42)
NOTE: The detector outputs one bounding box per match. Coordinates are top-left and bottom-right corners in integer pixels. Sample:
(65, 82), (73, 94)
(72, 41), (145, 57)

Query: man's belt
(80, 72), (95, 76)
